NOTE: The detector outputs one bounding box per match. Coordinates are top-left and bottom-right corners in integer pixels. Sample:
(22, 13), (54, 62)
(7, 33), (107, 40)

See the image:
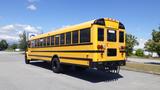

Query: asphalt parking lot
(0, 52), (160, 90)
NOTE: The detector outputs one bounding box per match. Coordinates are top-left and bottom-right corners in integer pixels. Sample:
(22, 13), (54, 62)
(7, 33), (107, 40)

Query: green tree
(0, 39), (8, 50)
(145, 27), (160, 57)
(144, 39), (155, 53)
(19, 31), (27, 51)
(10, 44), (18, 50)
(126, 34), (139, 56)
(135, 49), (144, 57)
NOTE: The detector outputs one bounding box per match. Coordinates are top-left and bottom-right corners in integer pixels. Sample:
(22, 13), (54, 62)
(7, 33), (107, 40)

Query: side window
(51, 36), (54, 45)
(43, 38), (46, 47)
(55, 35), (60, 45)
(31, 40), (35, 48)
(37, 39), (39, 47)
(119, 31), (124, 42)
(80, 28), (90, 43)
(28, 41), (31, 48)
(60, 34), (65, 45)
(47, 36), (50, 46)
(35, 40), (38, 47)
(72, 31), (78, 44)
(66, 32), (71, 44)
(39, 38), (44, 47)
(98, 28), (104, 41)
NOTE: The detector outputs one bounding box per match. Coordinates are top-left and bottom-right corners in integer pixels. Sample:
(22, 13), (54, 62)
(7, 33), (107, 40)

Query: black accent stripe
(28, 55), (92, 61)
(30, 42), (93, 48)
(60, 62), (89, 66)
(31, 50), (104, 53)
(60, 56), (92, 61)
(28, 55), (52, 58)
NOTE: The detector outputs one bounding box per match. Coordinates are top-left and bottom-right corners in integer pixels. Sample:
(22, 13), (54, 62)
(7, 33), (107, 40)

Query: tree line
(145, 27), (160, 56)
(126, 26), (160, 57)
(0, 31), (27, 51)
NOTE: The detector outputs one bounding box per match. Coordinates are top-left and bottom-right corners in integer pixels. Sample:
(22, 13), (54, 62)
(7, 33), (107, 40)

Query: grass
(128, 55), (160, 61)
(4, 48), (15, 52)
(4, 48), (23, 52)
(121, 62), (160, 75)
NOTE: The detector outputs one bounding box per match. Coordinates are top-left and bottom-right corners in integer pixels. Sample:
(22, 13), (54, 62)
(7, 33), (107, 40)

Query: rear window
(107, 30), (116, 42)
(98, 28), (104, 41)
(119, 31), (124, 42)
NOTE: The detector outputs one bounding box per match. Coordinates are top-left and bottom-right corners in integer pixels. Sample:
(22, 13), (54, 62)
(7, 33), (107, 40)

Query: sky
(0, 0), (160, 48)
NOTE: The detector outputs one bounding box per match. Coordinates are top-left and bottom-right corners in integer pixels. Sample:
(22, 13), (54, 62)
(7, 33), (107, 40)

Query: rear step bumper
(90, 60), (126, 68)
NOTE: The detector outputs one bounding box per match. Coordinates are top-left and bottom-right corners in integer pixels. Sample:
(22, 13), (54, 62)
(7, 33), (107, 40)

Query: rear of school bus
(90, 18), (126, 72)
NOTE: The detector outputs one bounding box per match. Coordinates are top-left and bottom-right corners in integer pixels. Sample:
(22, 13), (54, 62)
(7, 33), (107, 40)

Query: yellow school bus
(25, 18), (126, 73)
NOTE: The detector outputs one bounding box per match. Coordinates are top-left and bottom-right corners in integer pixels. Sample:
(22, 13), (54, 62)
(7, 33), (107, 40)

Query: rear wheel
(25, 54), (30, 64)
(51, 57), (62, 73)
(115, 66), (120, 73)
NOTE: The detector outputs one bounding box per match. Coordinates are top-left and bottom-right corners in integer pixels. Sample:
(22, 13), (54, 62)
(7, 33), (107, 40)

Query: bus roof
(30, 18), (120, 40)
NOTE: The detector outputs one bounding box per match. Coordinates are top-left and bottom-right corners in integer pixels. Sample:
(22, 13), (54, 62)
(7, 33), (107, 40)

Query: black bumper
(90, 60), (126, 68)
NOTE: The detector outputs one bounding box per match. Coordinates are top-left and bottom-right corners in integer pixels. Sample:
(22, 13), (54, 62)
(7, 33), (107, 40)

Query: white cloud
(0, 24), (40, 33)
(0, 24), (42, 44)
(27, 4), (37, 11)
(27, 0), (39, 11)
(1, 25), (14, 32)
(16, 24), (40, 33)
(0, 34), (19, 41)
(134, 38), (147, 49)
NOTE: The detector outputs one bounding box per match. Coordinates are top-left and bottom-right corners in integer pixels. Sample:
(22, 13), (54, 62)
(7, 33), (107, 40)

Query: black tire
(25, 54), (30, 64)
(51, 57), (62, 73)
(115, 66), (120, 74)
(109, 66), (120, 74)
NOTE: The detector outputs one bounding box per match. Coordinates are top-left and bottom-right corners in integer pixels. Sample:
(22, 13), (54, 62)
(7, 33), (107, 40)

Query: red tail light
(120, 46), (126, 52)
(121, 46), (125, 49)
(97, 45), (103, 49)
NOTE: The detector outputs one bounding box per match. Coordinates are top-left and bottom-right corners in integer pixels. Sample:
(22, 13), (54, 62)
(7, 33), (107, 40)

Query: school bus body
(26, 18), (126, 72)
